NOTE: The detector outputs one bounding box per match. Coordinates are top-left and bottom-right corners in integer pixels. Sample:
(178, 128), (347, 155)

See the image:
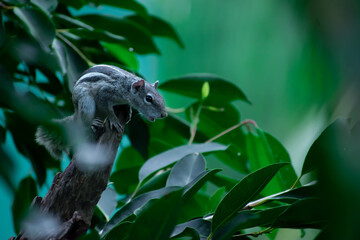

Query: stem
(290, 174), (302, 190)
(56, 32), (94, 66)
(188, 103), (203, 145)
(233, 227), (274, 238)
(128, 182), (141, 203)
(206, 119), (258, 143)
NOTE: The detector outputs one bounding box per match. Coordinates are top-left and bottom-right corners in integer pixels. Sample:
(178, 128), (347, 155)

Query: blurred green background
(2, 0), (359, 239)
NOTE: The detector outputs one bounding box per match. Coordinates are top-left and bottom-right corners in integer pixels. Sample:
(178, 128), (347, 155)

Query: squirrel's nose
(161, 112), (168, 118)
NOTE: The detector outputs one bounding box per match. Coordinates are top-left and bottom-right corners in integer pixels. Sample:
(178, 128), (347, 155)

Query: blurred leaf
(206, 187), (226, 214)
(126, 15), (184, 48)
(12, 176), (38, 233)
(110, 166), (139, 194)
(14, 5), (55, 48)
(161, 74), (250, 105)
(5, 112), (59, 185)
(102, 186), (180, 236)
(102, 42), (138, 70)
(166, 153), (206, 187)
(135, 170), (170, 197)
(0, 146), (15, 191)
(115, 146), (144, 171)
(79, 14), (159, 54)
(126, 116), (149, 159)
(212, 163), (287, 232)
(68, 28), (128, 44)
(302, 119), (350, 176)
(53, 13), (93, 29)
(139, 142), (227, 182)
(31, 0), (58, 13)
(209, 174), (239, 191)
(128, 188), (183, 240)
(183, 169), (221, 202)
(272, 198), (327, 229)
(170, 218), (211, 239)
(91, 0), (149, 17)
(246, 128), (298, 195)
(0, 125), (6, 143)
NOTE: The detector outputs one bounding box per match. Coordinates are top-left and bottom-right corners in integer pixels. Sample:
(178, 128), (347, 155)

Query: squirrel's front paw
(109, 118), (123, 133)
(91, 118), (104, 133)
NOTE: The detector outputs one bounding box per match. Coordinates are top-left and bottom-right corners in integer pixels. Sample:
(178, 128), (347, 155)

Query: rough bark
(11, 105), (130, 240)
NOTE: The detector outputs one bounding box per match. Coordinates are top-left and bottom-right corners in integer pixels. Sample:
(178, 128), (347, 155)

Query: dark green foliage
(1, 0), (341, 239)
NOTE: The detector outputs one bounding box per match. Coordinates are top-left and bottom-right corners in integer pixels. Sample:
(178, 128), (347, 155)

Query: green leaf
(268, 183), (319, 202)
(206, 187), (226, 214)
(103, 221), (132, 240)
(245, 128), (298, 195)
(126, 15), (184, 48)
(126, 116), (149, 159)
(139, 142), (227, 182)
(97, 187), (117, 221)
(166, 153), (206, 187)
(212, 163), (287, 232)
(110, 166), (139, 194)
(209, 173), (239, 191)
(68, 28), (128, 44)
(79, 14), (159, 54)
(128, 188), (183, 240)
(102, 186), (180, 236)
(14, 5), (56, 48)
(161, 74), (250, 104)
(135, 170), (170, 197)
(170, 218), (211, 239)
(272, 198), (327, 229)
(12, 176), (38, 233)
(212, 206), (289, 240)
(102, 42), (139, 70)
(31, 0), (58, 13)
(79, 229), (100, 240)
(115, 146), (144, 171)
(183, 169), (221, 202)
(302, 119), (350, 176)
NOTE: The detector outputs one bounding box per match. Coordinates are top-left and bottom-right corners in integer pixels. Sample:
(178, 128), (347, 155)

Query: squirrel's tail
(35, 116), (74, 160)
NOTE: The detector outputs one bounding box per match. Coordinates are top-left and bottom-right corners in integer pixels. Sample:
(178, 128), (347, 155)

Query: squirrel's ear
(153, 80), (159, 89)
(131, 79), (144, 93)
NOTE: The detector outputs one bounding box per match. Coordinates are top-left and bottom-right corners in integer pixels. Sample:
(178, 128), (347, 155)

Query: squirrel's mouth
(148, 116), (155, 122)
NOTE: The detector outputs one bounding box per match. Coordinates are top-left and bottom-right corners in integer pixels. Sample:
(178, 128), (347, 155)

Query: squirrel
(35, 64), (168, 159)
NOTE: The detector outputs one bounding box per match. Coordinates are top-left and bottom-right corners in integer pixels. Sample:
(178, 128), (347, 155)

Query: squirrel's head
(130, 79), (167, 122)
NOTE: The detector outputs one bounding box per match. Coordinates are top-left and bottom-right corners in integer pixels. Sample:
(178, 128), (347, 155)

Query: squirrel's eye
(145, 95), (153, 103)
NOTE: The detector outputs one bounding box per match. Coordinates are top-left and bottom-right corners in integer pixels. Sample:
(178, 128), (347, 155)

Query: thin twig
(205, 119), (258, 143)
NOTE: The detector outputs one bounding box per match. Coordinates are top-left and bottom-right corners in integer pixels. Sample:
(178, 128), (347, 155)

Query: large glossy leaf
(183, 169), (221, 202)
(160, 74), (250, 105)
(12, 176), (38, 233)
(102, 221), (132, 240)
(139, 142), (227, 182)
(246, 128), (298, 195)
(79, 14), (159, 54)
(126, 15), (183, 47)
(166, 153), (206, 187)
(31, 0), (58, 13)
(272, 198), (327, 229)
(127, 188), (183, 240)
(170, 218), (211, 240)
(97, 187), (117, 221)
(14, 5), (55, 48)
(206, 187), (226, 214)
(212, 206), (289, 240)
(135, 170), (170, 197)
(102, 186), (180, 236)
(212, 163), (287, 232)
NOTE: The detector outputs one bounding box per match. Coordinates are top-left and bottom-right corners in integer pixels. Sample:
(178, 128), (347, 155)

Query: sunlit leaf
(102, 42), (139, 71)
